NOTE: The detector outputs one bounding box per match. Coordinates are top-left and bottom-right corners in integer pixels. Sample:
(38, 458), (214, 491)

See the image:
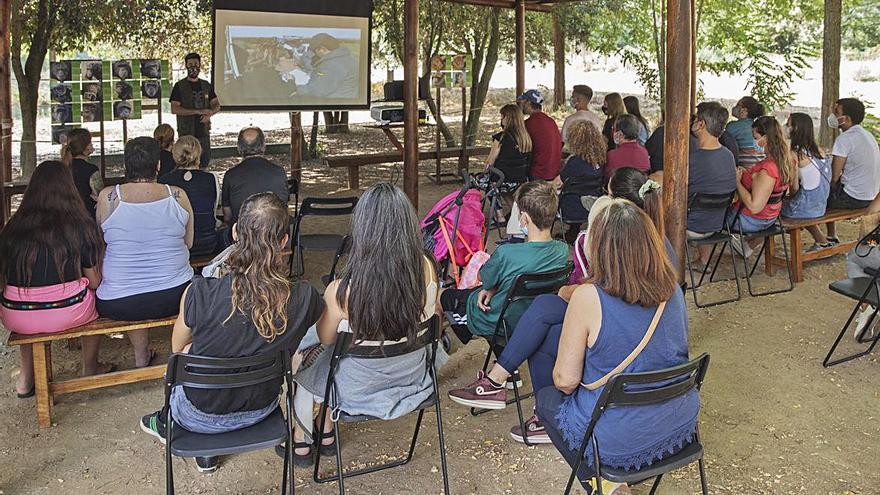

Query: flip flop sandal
(275, 442), (314, 467)
(136, 349), (158, 369)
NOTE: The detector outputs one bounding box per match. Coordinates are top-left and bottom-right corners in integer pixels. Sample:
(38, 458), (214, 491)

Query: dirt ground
(2, 130), (879, 495)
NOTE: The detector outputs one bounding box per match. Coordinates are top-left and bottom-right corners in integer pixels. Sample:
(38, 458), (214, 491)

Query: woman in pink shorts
(0, 161), (111, 398)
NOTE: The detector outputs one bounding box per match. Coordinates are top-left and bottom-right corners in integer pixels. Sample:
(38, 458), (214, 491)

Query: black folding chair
(556, 174), (604, 243)
(290, 197), (357, 277)
(470, 265), (573, 447)
(684, 191), (741, 308)
(288, 178), (300, 218)
(564, 353), (711, 495)
(482, 166), (516, 245)
(162, 351), (295, 495)
(722, 192), (794, 297)
(823, 266), (880, 367)
(321, 234), (352, 289)
(313, 315), (449, 494)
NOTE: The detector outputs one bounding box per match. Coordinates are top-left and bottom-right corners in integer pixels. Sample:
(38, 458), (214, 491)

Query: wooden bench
(5, 317), (176, 428)
(325, 146), (491, 190)
(765, 208), (868, 282)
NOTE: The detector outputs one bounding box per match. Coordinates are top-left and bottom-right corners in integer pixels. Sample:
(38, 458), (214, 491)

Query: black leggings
(97, 281), (190, 321)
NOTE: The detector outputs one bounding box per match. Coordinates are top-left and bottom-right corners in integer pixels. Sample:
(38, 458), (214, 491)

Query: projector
(371, 104), (427, 123)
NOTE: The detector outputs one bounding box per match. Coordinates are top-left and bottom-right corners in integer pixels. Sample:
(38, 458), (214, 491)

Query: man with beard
(170, 53), (221, 167)
(295, 33), (358, 100)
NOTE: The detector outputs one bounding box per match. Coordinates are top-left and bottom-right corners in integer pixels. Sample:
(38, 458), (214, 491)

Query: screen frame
(210, 2), (373, 112)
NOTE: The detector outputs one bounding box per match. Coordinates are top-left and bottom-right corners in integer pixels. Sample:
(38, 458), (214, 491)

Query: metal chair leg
(698, 458), (709, 495)
(648, 474), (663, 495)
(432, 370), (451, 495)
(824, 302), (880, 367)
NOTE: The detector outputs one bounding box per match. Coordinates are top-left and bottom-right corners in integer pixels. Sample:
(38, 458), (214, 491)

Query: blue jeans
(536, 386), (596, 487)
(170, 386), (279, 434)
(496, 294), (567, 393)
(726, 210), (776, 233)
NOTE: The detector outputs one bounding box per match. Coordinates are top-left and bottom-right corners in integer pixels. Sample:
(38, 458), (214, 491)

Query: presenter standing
(170, 53), (221, 168)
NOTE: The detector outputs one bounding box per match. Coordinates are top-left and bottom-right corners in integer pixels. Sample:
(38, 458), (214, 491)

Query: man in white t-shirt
(561, 85), (604, 145)
(825, 97), (880, 243)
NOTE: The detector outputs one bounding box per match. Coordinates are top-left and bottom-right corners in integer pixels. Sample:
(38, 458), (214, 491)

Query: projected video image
(214, 9), (370, 109)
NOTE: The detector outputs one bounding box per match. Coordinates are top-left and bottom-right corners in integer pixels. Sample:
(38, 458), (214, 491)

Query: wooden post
(690, 0), (697, 111)
(819, 0), (841, 150)
(403, 0), (419, 206)
(0, 0), (12, 224)
(435, 84), (443, 180)
(290, 112), (302, 184)
(552, 11), (565, 110)
(514, 0), (526, 96)
(662, 0), (692, 281)
(459, 85), (468, 171)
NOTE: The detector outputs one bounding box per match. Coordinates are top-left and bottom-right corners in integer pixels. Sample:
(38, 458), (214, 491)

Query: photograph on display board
(52, 125), (78, 145)
(50, 83), (73, 104)
(140, 59), (161, 79)
(82, 61), (103, 81)
(50, 61), (72, 82)
(81, 102), (103, 122)
(82, 82), (102, 102)
(141, 80), (161, 99)
(115, 81), (134, 100)
(113, 60), (133, 80)
(51, 103), (74, 124)
(113, 100), (141, 120)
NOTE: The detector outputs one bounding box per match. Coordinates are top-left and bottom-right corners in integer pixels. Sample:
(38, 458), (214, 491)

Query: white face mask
(520, 214), (529, 237)
(827, 113), (841, 129)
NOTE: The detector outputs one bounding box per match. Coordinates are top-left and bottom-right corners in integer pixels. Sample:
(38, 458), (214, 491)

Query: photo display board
(212, 0), (373, 110)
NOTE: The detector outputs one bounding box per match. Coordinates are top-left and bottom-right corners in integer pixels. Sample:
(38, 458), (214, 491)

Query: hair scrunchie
(638, 179), (661, 200)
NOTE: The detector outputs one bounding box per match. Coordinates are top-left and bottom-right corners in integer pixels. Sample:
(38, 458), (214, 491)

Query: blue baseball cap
(516, 89), (544, 106)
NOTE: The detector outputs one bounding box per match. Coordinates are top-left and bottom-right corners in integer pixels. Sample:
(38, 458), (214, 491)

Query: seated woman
(781, 112), (833, 250)
(554, 120), (606, 243)
(601, 93), (627, 151)
(623, 95), (651, 145)
(450, 199), (698, 495)
(96, 136), (195, 368)
(154, 124), (176, 178)
(729, 116), (796, 258)
(140, 192), (323, 473)
(486, 103), (532, 184)
(0, 161), (114, 398)
(289, 182), (448, 466)
(61, 128), (103, 219)
(159, 136), (223, 258)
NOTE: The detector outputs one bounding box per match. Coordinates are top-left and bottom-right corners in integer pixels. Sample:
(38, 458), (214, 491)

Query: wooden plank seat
(765, 208), (868, 282)
(5, 316), (176, 428)
(324, 146), (491, 189)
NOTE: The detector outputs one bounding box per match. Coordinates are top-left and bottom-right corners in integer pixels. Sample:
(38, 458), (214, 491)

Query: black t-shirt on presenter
(169, 78), (216, 138)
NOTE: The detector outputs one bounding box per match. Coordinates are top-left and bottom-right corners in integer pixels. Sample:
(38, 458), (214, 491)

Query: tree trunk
(338, 111), (349, 133)
(309, 112), (319, 158)
(552, 12), (565, 111)
(819, 0), (841, 150)
(16, 81), (37, 178)
(465, 9), (500, 147)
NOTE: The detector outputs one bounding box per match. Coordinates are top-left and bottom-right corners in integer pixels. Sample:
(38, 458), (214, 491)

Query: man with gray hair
(221, 127), (288, 225)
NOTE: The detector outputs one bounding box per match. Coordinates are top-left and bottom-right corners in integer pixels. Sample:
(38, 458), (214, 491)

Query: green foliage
(843, 0), (880, 53)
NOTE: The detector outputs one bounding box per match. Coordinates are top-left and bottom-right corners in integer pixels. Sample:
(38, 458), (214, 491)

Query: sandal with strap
(315, 423), (337, 456)
(275, 442), (314, 467)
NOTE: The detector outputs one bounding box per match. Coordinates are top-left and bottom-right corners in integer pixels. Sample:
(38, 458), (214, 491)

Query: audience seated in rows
(450, 199), (698, 495)
(221, 127), (289, 226)
(605, 114), (651, 181)
(726, 96), (766, 167)
(517, 90), (562, 181)
(96, 137), (194, 367)
(601, 92), (627, 151)
(623, 95), (651, 145)
(686, 102), (738, 265)
(140, 192), (323, 473)
(159, 136), (224, 258)
(289, 183), (448, 466)
(821, 98), (880, 243)
(154, 124), (177, 178)
(562, 84), (603, 145)
(782, 112), (833, 250)
(0, 161), (112, 398)
(554, 120), (606, 242)
(729, 116), (796, 258)
(61, 128), (103, 219)
(440, 181), (570, 345)
(486, 103), (532, 184)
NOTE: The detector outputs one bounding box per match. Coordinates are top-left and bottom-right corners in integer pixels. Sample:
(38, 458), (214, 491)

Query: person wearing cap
(561, 85), (603, 145)
(517, 90), (563, 181)
(296, 33), (358, 100)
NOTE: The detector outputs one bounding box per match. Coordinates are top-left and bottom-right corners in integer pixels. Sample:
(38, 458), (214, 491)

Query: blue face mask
(520, 215), (529, 237)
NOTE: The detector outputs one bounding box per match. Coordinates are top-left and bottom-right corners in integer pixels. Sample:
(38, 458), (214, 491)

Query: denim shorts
(170, 386), (279, 434)
(726, 211), (776, 234)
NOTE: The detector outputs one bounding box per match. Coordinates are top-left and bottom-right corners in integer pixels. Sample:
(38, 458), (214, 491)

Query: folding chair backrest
(766, 191), (785, 205)
(327, 235), (353, 281)
(166, 351), (289, 390)
(299, 196), (358, 218)
(687, 191), (735, 213)
(562, 175), (604, 198)
(336, 315), (440, 360)
(496, 264), (574, 326)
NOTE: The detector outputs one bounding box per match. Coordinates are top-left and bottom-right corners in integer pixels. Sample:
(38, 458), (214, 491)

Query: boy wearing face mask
(823, 98), (880, 243)
(561, 85), (603, 146)
(439, 181), (570, 345)
(170, 53), (221, 168)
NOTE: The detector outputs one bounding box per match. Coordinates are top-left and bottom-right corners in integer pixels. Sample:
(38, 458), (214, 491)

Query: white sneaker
(730, 234), (753, 259)
(854, 306), (878, 340)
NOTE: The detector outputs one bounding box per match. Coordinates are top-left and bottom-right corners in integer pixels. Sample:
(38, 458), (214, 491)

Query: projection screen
(212, 0), (372, 110)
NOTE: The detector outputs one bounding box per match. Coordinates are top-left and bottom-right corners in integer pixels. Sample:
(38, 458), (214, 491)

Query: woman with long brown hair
(61, 128), (103, 218)
(601, 92), (627, 151)
(729, 115), (795, 258)
(485, 103), (533, 183)
(0, 161), (111, 398)
(140, 192), (323, 473)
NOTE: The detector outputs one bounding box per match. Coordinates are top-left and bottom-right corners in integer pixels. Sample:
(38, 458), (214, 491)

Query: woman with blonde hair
(555, 120), (606, 241)
(485, 103), (533, 184)
(140, 192), (323, 473)
(159, 136), (223, 257)
(601, 93), (627, 151)
(153, 123), (176, 177)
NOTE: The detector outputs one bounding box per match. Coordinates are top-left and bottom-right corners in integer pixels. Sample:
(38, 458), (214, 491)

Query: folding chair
(684, 191), (741, 308)
(313, 315), (449, 495)
(564, 353), (711, 495)
(288, 178), (300, 218)
(321, 234), (352, 289)
(723, 192), (793, 297)
(162, 351), (295, 495)
(556, 175), (604, 243)
(290, 197), (358, 277)
(823, 266), (880, 367)
(470, 265), (573, 447)
(482, 166), (528, 246)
